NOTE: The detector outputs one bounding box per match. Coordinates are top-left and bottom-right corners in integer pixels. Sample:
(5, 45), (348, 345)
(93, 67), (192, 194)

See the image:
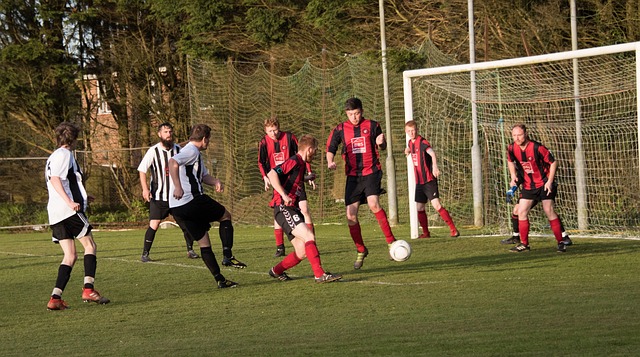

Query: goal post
(403, 42), (640, 238)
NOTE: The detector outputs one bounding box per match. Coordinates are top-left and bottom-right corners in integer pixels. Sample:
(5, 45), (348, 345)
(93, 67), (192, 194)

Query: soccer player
(326, 97), (397, 270)
(168, 124), (244, 289)
(258, 116), (315, 257)
(45, 122), (110, 310)
(267, 135), (342, 283)
(138, 122), (198, 262)
(501, 186), (572, 246)
(404, 120), (460, 238)
(507, 123), (569, 252)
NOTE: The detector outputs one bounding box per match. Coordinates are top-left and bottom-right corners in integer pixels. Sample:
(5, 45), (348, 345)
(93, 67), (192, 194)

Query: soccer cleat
(274, 248), (285, 257)
(501, 236), (520, 245)
(315, 272), (342, 284)
(353, 248), (369, 270)
(47, 297), (69, 311)
(217, 279), (238, 289)
(561, 236), (573, 246)
(413, 231), (430, 239)
(509, 243), (530, 252)
(222, 256), (247, 269)
(269, 268), (292, 281)
(187, 250), (199, 259)
(557, 243), (567, 253)
(82, 288), (110, 304)
(140, 253), (151, 263)
(450, 229), (460, 237)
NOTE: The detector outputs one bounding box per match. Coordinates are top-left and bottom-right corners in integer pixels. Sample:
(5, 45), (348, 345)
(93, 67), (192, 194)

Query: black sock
(55, 264), (73, 292)
(143, 227), (156, 255)
(183, 230), (194, 251)
(219, 220), (234, 258)
(200, 246), (221, 278)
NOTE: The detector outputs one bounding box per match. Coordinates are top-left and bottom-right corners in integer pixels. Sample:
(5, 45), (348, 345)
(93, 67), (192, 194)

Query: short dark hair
(344, 97), (363, 111)
(55, 122), (80, 147)
(158, 122), (173, 132)
(189, 124), (211, 141)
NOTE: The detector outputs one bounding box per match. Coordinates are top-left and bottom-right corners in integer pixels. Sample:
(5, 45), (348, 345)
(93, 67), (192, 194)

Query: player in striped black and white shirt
(138, 122), (197, 262)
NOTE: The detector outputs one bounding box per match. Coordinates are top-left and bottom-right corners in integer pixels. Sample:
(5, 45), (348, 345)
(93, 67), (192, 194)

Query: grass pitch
(1, 224), (640, 356)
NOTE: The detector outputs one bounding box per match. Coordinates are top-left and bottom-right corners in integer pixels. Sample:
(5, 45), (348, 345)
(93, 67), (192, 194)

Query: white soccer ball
(389, 239), (412, 262)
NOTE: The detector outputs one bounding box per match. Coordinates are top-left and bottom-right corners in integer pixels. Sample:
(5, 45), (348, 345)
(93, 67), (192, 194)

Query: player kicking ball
(267, 135), (342, 284)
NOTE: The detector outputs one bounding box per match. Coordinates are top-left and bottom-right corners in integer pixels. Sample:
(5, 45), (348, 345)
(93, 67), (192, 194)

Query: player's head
(263, 116), (280, 140)
(404, 120), (418, 139)
(189, 124), (211, 150)
(511, 123), (528, 146)
(344, 97), (363, 125)
(298, 134), (318, 163)
(157, 122), (174, 147)
(55, 122), (80, 148)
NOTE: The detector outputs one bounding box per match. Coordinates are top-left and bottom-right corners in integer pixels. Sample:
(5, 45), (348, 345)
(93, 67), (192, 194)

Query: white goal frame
(402, 42), (640, 238)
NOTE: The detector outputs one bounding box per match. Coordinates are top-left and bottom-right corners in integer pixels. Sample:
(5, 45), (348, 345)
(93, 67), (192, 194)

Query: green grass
(1, 224), (640, 356)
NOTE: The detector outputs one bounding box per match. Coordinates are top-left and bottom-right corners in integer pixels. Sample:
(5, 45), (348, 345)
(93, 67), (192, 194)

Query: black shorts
(50, 213), (93, 243)
(521, 183), (557, 202)
(149, 200), (171, 220)
(345, 171), (384, 206)
(274, 205), (306, 241)
(414, 180), (440, 203)
(171, 195), (226, 241)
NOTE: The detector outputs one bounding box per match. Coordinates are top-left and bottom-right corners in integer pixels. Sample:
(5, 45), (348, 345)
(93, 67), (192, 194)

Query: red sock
(437, 207), (457, 232)
(348, 223), (366, 253)
(305, 241), (325, 278)
(273, 252), (302, 275)
(518, 219), (530, 245)
(274, 228), (284, 247)
(374, 209), (395, 244)
(549, 218), (562, 243)
(418, 210), (429, 235)
(306, 223), (315, 234)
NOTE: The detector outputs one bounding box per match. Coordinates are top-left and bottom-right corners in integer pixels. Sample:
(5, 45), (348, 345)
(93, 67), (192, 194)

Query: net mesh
(411, 52), (640, 236)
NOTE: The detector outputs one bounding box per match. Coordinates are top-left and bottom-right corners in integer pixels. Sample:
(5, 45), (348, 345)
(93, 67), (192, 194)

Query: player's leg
(174, 214), (198, 259)
(365, 172), (396, 244)
(427, 181), (459, 237)
(510, 198), (534, 252)
(501, 203), (521, 244)
(141, 200), (166, 262)
(273, 219), (285, 257)
(48, 232), (77, 310)
(78, 232), (110, 304)
(298, 199), (315, 234)
(217, 210), (246, 269)
(195, 231), (237, 288)
(416, 201), (430, 238)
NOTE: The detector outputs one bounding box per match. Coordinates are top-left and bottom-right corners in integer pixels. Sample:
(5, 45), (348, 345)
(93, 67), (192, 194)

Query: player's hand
(67, 201), (80, 211)
(214, 179), (224, 193)
(376, 133), (386, 146)
(506, 186), (517, 204)
(404, 147), (410, 156)
(142, 189), (151, 202)
(544, 181), (553, 194)
(282, 195), (293, 206)
(263, 176), (271, 191)
(432, 166), (440, 178)
(327, 162), (337, 170)
(173, 186), (184, 200)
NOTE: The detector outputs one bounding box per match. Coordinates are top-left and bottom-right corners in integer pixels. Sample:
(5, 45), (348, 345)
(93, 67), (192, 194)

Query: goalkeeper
(506, 123), (571, 253)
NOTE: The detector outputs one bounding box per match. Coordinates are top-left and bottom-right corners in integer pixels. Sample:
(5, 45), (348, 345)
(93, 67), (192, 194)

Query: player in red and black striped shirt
(507, 123), (569, 253)
(267, 135), (342, 283)
(326, 97), (396, 270)
(404, 121), (459, 238)
(258, 117), (315, 257)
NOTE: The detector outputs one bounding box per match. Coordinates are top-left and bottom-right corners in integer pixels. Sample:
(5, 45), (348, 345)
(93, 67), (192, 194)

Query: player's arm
(267, 168), (292, 205)
(139, 171), (151, 202)
(426, 147), (440, 178)
(168, 158), (183, 200)
(258, 140), (271, 190)
(326, 127), (341, 170)
(49, 176), (81, 211)
(545, 160), (558, 193)
(202, 174), (224, 192)
(375, 124), (387, 150)
(507, 161), (518, 187)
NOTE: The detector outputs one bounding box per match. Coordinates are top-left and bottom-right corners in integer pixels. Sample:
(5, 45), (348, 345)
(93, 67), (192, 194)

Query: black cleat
(501, 236), (520, 245)
(222, 256), (247, 269)
(509, 243), (530, 252)
(269, 268), (292, 281)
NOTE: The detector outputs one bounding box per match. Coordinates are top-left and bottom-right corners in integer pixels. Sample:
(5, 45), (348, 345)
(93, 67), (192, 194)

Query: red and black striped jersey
(407, 135), (435, 184)
(507, 140), (555, 190)
(258, 131), (298, 178)
(269, 154), (306, 207)
(326, 118), (384, 177)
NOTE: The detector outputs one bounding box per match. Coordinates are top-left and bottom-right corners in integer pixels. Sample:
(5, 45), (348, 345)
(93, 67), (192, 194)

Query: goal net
(404, 42), (640, 237)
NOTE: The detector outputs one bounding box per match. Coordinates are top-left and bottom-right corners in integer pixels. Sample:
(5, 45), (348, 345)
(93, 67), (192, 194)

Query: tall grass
(1, 224), (639, 356)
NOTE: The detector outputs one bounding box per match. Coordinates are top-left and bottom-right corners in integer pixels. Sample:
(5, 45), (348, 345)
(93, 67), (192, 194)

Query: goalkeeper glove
(506, 186), (517, 204)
